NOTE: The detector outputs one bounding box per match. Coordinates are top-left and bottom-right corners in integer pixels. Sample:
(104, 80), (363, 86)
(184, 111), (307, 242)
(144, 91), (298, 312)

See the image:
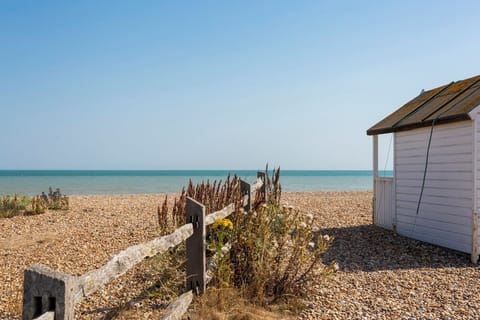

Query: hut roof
(367, 75), (480, 135)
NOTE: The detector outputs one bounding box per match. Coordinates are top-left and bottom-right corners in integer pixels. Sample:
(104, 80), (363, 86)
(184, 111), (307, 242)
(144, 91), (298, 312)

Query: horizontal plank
(396, 122), (472, 139)
(395, 171), (473, 181)
(160, 290), (194, 320)
(397, 200), (472, 216)
(396, 162), (473, 172)
(397, 224), (472, 253)
(396, 136), (472, 152)
(74, 223), (194, 301)
(396, 212), (471, 231)
(396, 144), (472, 158)
(396, 223), (471, 253)
(375, 177), (393, 183)
(396, 207), (471, 226)
(396, 131), (472, 146)
(396, 185), (471, 198)
(397, 192), (472, 208)
(396, 178), (473, 190)
(396, 220), (472, 244)
(395, 153), (472, 164)
(205, 203), (235, 226)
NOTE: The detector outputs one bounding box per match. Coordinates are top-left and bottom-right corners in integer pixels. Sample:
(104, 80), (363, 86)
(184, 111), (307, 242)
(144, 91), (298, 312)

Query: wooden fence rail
(23, 174), (265, 320)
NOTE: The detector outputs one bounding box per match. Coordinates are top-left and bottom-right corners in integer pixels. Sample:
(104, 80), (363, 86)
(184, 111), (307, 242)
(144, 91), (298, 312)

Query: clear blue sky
(1, 1), (478, 170)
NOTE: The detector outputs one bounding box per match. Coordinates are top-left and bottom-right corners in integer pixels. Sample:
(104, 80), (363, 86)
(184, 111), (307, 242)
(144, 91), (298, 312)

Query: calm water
(0, 170), (392, 195)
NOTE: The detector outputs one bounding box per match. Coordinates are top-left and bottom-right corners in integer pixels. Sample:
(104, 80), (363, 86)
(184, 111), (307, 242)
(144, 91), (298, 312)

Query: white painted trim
(468, 105), (480, 120)
(472, 113), (479, 263)
(373, 135), (378, 178)
(373, 135), (378, 223)
(473, 213), (478, 263)
(393, 133), (397, 231)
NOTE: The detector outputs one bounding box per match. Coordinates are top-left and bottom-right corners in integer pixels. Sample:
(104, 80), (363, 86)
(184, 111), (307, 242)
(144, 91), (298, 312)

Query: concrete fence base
(23, 264), (75, 320)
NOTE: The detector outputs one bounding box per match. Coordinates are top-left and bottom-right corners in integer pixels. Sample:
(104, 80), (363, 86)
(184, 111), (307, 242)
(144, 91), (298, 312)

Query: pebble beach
(1, 192), (479, 319)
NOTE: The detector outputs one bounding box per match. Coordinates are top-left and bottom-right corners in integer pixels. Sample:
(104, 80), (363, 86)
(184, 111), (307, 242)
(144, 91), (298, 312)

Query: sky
(1, 1), (479, 170)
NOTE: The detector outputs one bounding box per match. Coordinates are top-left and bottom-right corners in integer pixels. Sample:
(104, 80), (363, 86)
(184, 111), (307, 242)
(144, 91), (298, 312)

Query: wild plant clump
(0, 188), (69, 218)
(27, 195), (47, 215)
(157, 175), (242, 234)
(39, 187), (69, 210)
(0, 194), (31, 218)
(157, 168), (336, 311)
(228, 168), (336, 304)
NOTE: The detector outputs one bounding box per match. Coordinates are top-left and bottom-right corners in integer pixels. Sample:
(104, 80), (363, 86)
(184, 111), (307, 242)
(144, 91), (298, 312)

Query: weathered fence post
(186, 197), (206, 294)
(240, 179), (251, 212)
(257, 171), (267, 203)
(22, 264), (75, 320)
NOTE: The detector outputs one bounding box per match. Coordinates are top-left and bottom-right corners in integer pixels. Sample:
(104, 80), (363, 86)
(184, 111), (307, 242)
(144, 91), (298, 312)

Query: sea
(0, 170), (393, 196)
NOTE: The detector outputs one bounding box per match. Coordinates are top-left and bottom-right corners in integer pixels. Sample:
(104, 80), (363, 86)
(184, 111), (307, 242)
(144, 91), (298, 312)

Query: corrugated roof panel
(367, 75), (480, 135)
(367, 85), (447, 134)
(425, 83), (480, 121)
(397, 76), (480, 127)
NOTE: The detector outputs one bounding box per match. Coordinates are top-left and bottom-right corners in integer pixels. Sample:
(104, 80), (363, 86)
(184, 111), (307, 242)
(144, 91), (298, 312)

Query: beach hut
(367, 74), (480, 263)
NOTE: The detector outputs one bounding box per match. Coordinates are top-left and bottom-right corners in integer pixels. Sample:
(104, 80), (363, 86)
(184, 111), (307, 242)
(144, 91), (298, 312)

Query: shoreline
(0, 172), (379, 196)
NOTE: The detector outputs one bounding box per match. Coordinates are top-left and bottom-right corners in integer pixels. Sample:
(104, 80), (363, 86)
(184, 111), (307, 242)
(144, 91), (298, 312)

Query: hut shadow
(315, 224), (473, 272)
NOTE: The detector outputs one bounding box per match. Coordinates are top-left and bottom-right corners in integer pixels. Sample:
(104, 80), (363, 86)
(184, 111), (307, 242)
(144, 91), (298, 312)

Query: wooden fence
(22, 172), (266, 320)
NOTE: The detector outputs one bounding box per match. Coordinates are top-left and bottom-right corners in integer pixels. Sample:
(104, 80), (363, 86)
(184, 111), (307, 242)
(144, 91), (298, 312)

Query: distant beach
(0, 170), (393, 195)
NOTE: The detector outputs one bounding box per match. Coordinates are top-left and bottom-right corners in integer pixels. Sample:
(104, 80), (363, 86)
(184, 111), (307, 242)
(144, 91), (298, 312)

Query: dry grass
(185, 288), (296, 320)
(157, 174), (243, 233)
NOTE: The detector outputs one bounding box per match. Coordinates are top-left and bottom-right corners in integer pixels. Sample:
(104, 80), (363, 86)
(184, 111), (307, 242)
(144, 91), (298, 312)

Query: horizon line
(0, 168), (380, 171)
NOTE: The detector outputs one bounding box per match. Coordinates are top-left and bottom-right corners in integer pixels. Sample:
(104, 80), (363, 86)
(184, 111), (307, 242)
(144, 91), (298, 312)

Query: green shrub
(41, 187), (69, 210)
(230, 197), (336, 304)
(211, 168), (337, 305)
(0, 194), (31, 218)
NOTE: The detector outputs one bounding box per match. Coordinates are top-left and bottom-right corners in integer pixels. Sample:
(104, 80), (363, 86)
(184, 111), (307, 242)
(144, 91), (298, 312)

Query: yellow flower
(212, 218), (233, 231)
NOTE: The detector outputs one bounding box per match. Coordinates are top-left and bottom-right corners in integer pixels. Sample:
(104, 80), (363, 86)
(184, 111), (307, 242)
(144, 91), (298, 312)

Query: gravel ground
(0, 194), (180, 320)
(282, 192), (480, 320)
(1, 192), (479, 319)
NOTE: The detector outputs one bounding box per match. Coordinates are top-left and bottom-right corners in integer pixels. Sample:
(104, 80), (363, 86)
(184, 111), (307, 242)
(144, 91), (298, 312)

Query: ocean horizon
(0, 170), (393, 195)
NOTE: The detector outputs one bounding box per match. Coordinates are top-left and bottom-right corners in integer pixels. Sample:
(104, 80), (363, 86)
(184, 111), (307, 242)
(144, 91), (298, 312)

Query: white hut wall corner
(469, 107), (480, 263)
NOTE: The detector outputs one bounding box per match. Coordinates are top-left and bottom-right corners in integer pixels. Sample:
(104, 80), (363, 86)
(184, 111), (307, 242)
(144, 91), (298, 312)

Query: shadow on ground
(315, 224), (473, 272)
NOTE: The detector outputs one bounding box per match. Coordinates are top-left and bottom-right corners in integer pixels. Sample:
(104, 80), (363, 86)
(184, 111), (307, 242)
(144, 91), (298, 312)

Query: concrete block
(22, 264), (75, 320)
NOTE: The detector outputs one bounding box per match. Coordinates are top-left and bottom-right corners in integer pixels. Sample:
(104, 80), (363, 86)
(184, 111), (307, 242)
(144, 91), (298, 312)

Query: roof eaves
(366, 113), (471, 136)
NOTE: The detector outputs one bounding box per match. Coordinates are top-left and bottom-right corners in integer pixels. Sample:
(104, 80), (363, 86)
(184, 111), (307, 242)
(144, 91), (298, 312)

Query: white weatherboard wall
(395, 121), (474, 253)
